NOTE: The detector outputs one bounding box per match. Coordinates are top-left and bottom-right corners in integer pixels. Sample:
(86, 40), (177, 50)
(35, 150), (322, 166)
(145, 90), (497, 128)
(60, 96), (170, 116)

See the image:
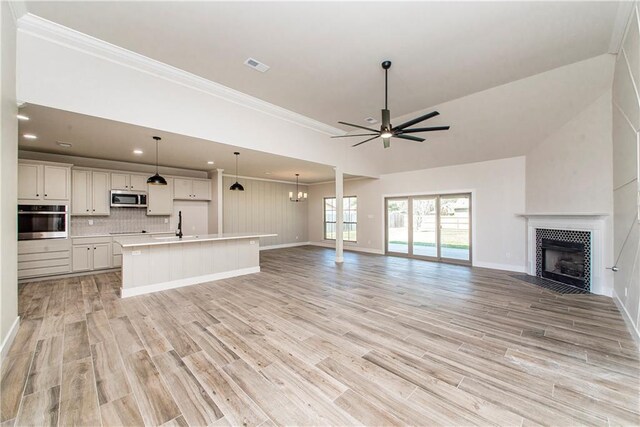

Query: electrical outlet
(296, 235), (299, 240)
(250, 240), (256, 245)
(625, 287), (628, 297)
(88, 219), (94, 226)
(164, 218), (168, 224)
(506, 252), (511, 259)
(132, 250), (141, 256)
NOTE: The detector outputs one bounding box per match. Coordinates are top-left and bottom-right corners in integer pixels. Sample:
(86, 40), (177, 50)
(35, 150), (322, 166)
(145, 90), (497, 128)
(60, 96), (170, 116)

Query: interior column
(216, 168), (224, 233)
(335, 167), (344, 263)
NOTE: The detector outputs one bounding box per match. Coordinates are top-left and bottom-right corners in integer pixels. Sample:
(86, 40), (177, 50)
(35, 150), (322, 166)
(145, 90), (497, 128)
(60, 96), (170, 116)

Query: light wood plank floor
(2, 246), (639, 426)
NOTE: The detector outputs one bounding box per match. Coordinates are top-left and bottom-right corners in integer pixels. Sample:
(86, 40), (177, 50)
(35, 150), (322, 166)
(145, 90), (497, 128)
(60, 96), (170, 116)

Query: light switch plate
(132, 250), (141, 256)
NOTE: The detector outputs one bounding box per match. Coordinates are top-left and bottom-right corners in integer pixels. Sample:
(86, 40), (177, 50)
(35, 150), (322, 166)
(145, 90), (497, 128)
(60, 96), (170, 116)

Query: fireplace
(535, 229), (591, 291)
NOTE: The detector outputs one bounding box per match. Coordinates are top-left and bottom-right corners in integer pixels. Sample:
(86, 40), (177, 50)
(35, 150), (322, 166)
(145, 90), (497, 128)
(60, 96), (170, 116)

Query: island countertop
(114, 232), (277, 248)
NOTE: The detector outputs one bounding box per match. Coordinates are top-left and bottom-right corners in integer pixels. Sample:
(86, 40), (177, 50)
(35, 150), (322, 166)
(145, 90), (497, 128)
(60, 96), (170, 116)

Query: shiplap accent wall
(612, 2), (640, 341)
(223, 176), (308, 248)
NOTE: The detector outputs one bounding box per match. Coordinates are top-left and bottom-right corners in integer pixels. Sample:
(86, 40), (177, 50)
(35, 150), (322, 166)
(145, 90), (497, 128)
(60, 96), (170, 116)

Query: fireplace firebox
(540, 238), (586, 288)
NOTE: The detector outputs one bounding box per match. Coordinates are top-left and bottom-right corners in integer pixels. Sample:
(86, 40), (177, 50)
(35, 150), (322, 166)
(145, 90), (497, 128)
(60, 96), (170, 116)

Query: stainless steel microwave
(110, 190), (147, 208)
(18, 204), (69, 240)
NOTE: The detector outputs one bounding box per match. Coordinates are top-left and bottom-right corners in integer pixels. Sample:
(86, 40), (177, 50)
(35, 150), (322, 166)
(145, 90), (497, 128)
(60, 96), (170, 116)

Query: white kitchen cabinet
(43, 166), (70, 200)
(72, 236), (113, 272)
(147, 178), (173, 215)
(111, 173), (148, 191)
(18, 161), (71, 202)
(18, 239), (71, 279)
(173, 178), (211, 200)
(72, 245), (92, 272)
(72, 170), (110, 215)
(18, 163), (41, 200)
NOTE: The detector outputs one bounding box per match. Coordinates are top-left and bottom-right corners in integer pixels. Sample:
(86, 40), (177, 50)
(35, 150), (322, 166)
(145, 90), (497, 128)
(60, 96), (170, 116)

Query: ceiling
(18, 104), (338, 184)
(24, 1), (622, 131)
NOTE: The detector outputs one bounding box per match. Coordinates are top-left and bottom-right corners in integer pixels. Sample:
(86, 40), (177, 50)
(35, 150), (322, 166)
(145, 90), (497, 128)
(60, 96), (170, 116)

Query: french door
(385, 193), (471, 264)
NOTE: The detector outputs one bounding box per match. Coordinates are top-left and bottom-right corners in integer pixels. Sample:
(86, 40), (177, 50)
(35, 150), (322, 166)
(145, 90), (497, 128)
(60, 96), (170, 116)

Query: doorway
(385, 193), (472, 264)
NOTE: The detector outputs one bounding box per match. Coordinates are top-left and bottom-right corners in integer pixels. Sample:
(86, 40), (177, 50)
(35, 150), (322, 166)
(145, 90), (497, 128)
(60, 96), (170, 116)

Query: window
(324, 196), (357, 242)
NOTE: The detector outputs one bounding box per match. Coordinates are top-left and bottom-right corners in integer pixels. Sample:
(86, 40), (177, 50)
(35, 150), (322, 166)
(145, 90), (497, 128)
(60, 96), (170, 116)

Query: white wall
(171, 201), (208, 236)
(612, 3), (640, 341)
(223, 176), (308, 248)
(0, 2), (19, 355)
(309, 157), (527, 272)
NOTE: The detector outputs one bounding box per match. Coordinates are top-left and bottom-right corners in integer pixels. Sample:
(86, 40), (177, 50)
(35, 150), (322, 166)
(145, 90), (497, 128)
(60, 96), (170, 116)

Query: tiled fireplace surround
(523, 214), (610, 296)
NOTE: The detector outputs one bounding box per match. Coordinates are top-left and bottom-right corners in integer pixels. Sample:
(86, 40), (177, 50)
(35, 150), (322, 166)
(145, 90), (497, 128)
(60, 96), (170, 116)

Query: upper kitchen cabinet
(147, 178), (173, 215)
(174, 178), (211, 200)
(72, 169), (110, 215)
(111, 173), (148, 191)
(18, 161), (71, 202)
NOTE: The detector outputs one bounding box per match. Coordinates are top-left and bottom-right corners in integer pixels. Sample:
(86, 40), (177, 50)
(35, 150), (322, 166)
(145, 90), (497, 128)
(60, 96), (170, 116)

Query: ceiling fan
(333, 61), (450, 148)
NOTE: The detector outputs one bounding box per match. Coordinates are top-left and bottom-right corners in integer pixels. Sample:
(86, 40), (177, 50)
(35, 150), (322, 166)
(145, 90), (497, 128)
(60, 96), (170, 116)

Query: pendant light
(289, 174), (307, 202)
(229, 152), (244, 191)
(147, 136), (167, 185)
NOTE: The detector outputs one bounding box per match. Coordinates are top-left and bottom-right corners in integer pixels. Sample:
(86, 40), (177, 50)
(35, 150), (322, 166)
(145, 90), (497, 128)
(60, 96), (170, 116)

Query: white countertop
(114, 232), (277, 247)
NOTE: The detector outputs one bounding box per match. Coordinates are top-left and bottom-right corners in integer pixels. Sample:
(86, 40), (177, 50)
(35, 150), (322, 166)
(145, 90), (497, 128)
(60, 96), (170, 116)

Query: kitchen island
(114, 232), (276, 297)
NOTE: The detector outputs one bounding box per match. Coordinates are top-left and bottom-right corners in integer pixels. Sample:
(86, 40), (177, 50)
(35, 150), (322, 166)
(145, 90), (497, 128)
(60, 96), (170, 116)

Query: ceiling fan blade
(400, 126), (450, 134)
(352, 135), (380, 147)
(331, 133), (379, 138)
(338, 121), (378, 133)
(381, 109), (390, 129)
(383, 137), (391, 149)
(393, 134), (425, 142)
(394, 111), (440, 131)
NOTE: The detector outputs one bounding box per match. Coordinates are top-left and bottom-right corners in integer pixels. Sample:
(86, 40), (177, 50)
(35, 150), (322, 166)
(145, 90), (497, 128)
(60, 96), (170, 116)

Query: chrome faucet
(176, 210), (183, 239)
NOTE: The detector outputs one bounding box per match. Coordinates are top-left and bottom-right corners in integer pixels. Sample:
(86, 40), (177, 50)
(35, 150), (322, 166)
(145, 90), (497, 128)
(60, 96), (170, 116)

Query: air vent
(244, 57), (270, 73)
(364, 117), (378, 124)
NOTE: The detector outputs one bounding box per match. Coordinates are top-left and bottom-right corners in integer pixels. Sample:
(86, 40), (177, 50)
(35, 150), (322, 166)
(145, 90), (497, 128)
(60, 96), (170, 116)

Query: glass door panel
(439, 195), (470, 261)
(412, 197), (437, 258)
(386, 198), (409, 254)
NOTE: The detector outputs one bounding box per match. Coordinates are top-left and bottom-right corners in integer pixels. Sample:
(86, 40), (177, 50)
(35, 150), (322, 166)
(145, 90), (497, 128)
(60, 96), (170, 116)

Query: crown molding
(17, 13), (345, 137)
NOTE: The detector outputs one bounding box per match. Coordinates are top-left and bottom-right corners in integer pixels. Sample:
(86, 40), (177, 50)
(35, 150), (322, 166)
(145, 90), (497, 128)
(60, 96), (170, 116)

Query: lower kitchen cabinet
(72, 237), (113, 272)
(18, 239), (72, 279)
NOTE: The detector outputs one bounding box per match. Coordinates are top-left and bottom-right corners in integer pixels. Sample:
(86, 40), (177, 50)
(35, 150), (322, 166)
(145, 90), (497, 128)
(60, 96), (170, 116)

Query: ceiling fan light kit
(333, 60), (450, 148)
(229, 151), (245, 191)
(147, 136), (168, 185)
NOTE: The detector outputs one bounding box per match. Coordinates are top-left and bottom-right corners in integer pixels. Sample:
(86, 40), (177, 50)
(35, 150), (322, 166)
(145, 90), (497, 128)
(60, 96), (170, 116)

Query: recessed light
(133, 149), (143, 155)
(365, 117), (378, 124)
(207, 161), (214, 165)
(23, 134), (37, 140)
(264, 172), (272, 175)
(17, 114), (29, 121)
(56, 142), (72, 148)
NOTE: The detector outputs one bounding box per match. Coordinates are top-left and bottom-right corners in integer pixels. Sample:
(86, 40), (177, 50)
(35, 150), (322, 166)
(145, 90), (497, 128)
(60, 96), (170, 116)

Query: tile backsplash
(71, 208), (171, 236)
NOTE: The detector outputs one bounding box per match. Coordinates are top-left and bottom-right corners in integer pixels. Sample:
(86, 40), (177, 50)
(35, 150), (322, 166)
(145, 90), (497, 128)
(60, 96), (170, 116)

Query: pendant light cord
(385, 68), (388, 110)
(155, 140), (159, 174)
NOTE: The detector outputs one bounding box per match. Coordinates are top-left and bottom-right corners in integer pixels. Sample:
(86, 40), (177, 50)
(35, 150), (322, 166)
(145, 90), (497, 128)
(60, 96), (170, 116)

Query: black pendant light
(147, 136), (167, 185)
(229, 152), (244, 191)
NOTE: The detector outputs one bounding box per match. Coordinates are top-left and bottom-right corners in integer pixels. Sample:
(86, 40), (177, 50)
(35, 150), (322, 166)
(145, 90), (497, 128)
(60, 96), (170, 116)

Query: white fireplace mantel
(519, 213), (612, 296)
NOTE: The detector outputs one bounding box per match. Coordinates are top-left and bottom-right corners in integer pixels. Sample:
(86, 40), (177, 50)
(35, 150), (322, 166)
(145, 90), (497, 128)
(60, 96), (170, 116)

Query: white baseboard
(473, 261), (526, 273)
(260, 242), (310, 251)
(308, 241), (385, 255)
(1, 317), (20, 362)
(612, 288), (640, 347)
(121, 266), (261, 298)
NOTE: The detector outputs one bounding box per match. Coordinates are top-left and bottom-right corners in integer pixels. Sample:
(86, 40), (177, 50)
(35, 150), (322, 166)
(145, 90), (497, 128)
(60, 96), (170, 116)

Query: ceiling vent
(244, 57), (270, 73)
(364, 117), (378, 124)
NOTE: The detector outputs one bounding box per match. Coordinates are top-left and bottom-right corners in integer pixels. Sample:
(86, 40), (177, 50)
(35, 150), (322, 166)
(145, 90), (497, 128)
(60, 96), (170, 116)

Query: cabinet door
(71, 170), (91, 215)
(111, 173), (130, 190)
(43, 166), (69, 200)
(91, 172), (110, 215)
(192, 180), (211, 200)
(18, 163), (41, 200)
(147, 179), (173, 215)
(72, 245), (92, 272)
(174, 178), (193, 199)
(92, 243), (111, 270)
(129, 174), (147, 191)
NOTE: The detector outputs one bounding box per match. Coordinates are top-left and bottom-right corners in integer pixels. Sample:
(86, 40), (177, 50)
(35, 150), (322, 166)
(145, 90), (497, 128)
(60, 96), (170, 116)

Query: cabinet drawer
(19, 265), (71, 279)
(72, 236), (112, 245)
(112, 254), (122, 267)
(18, 250), (70, 263)
(19, 257), (71, 270)
(19, 239), (71, 254)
